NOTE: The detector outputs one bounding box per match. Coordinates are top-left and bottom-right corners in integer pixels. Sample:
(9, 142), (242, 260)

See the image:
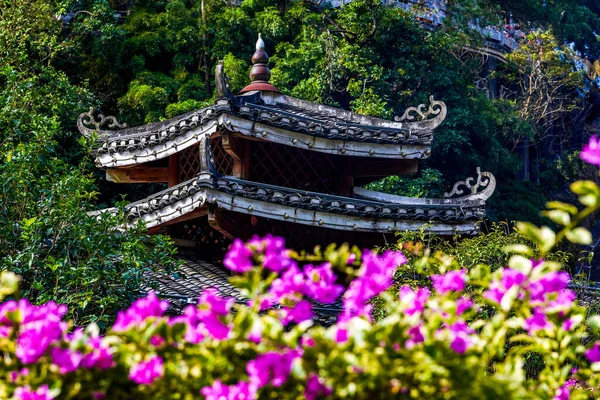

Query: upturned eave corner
(77, 107), (127, 138)
(394, 95), (447, 131)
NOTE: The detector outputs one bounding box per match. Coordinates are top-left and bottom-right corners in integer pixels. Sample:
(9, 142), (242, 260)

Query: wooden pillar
(168, 153), (180, 187)
(222, 132), (243, 178)
(208, 204), (241, 239)
(242, 141), (252, 180)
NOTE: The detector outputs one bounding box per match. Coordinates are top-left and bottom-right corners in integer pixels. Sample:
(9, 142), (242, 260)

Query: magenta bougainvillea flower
(14, 385), (53, 400)
(223, 239), (253, 273)
(340, 250), (407, 322)
(586, 342), (600, 362)
(269, 265), (306, 303)
(170, 289), (233, 342)
(81, 337), (115, 370)
(447, 321), (475, 354)
(129, 355), (164, 385)
(524, 308), (554, 334)
(303, 263), (344, 304)
(305, 374), (332, 400)
(554, 385), (570, 400)
(112, 292), (168, 332)
(580, 135), (600, 166)
(201, 380), (256, 400)
(50, 347), (83, 374)
(484, 268), (527, 304)
(282, 300), (314, 325)
(431, 270), (466, 294)
(456, 296), (473, 315)
(546, 289), (576, 313)
(399, 286), (430, 316)
(246, 350), (299, 388)
(0, 300), (67, 364)
(528, 272), (570, 302)
(405, 325), (425, 349)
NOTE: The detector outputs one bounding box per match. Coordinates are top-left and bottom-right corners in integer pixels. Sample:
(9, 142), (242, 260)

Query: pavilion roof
(94, 168), (494, 236)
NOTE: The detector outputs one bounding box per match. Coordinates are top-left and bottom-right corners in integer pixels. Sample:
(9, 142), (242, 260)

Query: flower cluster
(484, 258), (574, 334)
(2, 231), (600, 400)
(580, 135), (600, 166)
(0, 299), (68, 364)
(223, 234), (294, 273)
(340, 250), (407, 322)
(171, 289), (234, 342)
(225, 235), (345, 326)
(112, 292), (169, 332)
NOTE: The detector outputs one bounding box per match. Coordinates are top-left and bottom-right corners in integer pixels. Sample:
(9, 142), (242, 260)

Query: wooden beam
(221, 132), (243, 161)
(171, 238), (197, 248)
(222, 132), (243, 178)
(106, 167), (169, 184)
(160, 208), (208, 228)
(352, 159), (418, 178)
(208, 205), (240, 240)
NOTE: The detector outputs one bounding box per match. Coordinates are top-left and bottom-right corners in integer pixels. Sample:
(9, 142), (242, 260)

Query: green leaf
(565, 227), (592, 245)
(546, 201), (578, 215)
(541, 209), (570, 226)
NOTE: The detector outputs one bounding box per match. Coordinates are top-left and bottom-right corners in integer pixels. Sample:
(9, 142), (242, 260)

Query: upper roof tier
(78, 35), (446, 168)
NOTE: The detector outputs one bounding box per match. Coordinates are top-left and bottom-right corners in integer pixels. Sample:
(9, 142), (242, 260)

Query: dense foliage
(0, 0), (178, 326)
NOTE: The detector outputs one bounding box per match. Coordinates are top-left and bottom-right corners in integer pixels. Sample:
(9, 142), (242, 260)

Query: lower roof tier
(95, 170), (495, 236)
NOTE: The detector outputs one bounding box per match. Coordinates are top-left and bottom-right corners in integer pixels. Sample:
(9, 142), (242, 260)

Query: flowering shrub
(2, 137), (600, 399)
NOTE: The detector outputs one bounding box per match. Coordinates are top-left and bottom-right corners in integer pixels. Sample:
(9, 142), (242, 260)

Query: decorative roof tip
(77, 107), (127, 137)
(240, 33), (280, 94)
(256, 33), (265, 50)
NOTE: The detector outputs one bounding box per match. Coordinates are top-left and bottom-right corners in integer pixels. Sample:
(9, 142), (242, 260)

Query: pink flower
(14, 385), (53, 400)
(335, 328), (348, 343)
(406, 325), (425, 349)
(50, 347), (83, 374)
(484, 268), (527, 304)
(6, 300), (68, 364)
(529, 272), (570, 302)
(586, 342), (600, 362)
(305, 374), (332, 400)
(456, 296), (473, 315)
(150, 335), (165, 347)
(112, 292), (168, 332)
(448, 322), (475, 354)
(562, 318), (575, 331)
(282, 300), (314, 325)
(258, 235), (296, 272)
(303, 263), (344, 304)
(580, 135), (600, 166)
(9, 368), (29, 383)
(81, 337), (114, 370)
(524, 309), (553, 334)
(201, 380), (256, 400)
(246, 350), (299, 388)
(173, 290), (233, 342)
(197, 290), (233, 340)
(340, 250), (406, 322)
(431, 270), (466, 294)
(129, 356), (164, 385)
(399, 286), (429, 316)
(223, 239), (253, 273)
(547, 290), (576, 313)
(554, 385), (570, 400)
(269, 265), (306, 302)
